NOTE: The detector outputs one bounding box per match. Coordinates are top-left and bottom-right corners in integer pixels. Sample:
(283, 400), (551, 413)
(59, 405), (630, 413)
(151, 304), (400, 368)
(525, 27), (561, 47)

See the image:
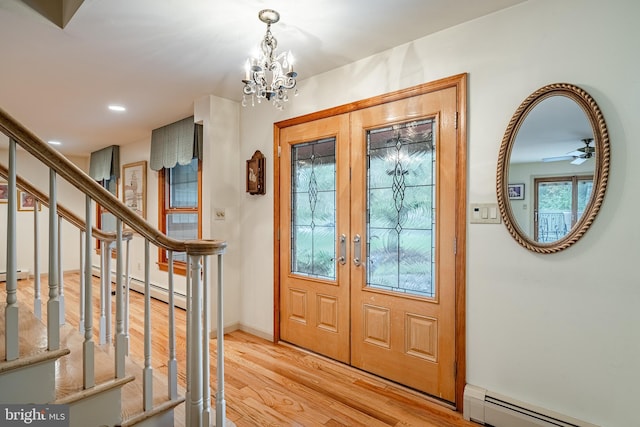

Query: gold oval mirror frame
(496, 83), (610, 253)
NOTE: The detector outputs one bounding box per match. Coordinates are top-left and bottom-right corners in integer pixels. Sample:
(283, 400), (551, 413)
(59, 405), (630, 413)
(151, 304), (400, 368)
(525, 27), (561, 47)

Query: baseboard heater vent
(463, 385), (599, 427)
(0, 270), (30, 282)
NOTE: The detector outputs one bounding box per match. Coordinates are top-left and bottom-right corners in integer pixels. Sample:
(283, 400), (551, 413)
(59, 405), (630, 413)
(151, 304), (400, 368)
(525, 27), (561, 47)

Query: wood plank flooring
(12, 272), (474, 426)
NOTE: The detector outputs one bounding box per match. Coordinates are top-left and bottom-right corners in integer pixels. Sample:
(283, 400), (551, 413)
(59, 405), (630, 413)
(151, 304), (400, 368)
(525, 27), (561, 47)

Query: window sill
(158, 261), (187, 276)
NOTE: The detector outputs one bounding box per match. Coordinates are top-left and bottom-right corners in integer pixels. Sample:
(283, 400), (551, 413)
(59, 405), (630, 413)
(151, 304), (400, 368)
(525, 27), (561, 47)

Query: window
(158, 157), (202, 274)
(534, 175), (593, 243)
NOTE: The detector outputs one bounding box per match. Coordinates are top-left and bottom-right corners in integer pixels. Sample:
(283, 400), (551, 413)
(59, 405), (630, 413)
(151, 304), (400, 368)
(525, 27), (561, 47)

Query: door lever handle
(353, 234), (361, 267)
(338, 234), (346, 265)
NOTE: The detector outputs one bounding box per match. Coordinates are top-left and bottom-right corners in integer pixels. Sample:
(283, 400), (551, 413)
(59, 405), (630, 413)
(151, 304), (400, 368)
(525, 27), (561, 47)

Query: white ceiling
(0, 0), (526, 156)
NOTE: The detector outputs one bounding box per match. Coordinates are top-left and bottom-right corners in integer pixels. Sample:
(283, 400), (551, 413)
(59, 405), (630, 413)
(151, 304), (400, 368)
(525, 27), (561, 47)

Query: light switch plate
(214, 208), (226, 220)
(470, 203), (501, 224)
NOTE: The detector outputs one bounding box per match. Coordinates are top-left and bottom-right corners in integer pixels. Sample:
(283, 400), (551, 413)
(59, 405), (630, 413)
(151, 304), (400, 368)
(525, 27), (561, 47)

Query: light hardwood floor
(12, 272), (474, 427)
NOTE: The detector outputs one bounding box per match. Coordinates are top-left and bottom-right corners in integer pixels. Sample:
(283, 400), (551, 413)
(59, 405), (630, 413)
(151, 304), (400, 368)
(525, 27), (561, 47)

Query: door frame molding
(273, 73), (467, 409)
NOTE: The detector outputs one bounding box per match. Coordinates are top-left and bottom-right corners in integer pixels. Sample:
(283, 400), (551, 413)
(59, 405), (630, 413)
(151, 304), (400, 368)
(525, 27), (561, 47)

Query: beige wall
(237, 1), (640, 426)
(0, 141), (88, 275)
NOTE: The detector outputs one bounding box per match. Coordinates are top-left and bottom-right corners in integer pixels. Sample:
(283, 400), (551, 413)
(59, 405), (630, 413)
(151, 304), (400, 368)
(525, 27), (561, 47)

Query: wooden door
(279, 114), (351, 363)
(278, 82), (461, 403)
(350, 88), (458, 401)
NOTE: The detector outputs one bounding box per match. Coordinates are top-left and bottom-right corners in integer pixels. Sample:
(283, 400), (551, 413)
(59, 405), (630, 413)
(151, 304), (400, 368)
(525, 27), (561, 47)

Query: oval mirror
(496, 83), (610, 253)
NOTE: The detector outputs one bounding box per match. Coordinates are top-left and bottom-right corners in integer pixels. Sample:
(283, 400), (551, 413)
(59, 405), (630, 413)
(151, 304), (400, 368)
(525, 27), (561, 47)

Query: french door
(278, 82), (462, 403)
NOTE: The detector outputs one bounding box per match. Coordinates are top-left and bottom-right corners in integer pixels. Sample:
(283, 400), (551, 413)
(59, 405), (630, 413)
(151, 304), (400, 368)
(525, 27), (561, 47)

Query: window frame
(157, 159), (203, 275)
(533, 174), (593, 242)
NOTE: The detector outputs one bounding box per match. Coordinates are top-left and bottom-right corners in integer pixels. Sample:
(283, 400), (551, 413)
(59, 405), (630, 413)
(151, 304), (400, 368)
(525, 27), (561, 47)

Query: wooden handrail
(0, 107), (226, 255)
(0, 163), (130, 242)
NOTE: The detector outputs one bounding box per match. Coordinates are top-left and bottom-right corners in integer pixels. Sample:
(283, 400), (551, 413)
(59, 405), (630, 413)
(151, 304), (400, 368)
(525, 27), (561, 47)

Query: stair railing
(1, 107), (227, 427)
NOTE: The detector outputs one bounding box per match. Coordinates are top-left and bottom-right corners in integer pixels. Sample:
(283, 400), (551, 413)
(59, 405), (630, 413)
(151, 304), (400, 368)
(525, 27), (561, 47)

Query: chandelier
(242, 9), (298, 109)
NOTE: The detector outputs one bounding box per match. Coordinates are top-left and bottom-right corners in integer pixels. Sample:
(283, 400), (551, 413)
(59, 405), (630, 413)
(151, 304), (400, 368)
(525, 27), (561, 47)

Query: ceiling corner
(19, 0), (85, 28)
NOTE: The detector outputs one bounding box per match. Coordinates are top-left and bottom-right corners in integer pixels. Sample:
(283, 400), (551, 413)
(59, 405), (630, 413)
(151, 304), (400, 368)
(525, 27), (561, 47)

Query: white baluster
(202, 255), (211, 426)
(5, 138), (19, 361)
(33, 200), (42, 320)
(188, 255), (204, 426)
(115, 219), (126, 378)
(143, 239), (153, 410)
(105, 241), (113, 345)
(83, 195), (95, 389)
(47, 169), (60, 350)
(168, 251), (178, 399)
(215, 253), (227, 427)
(79, 231), (85, 333)
(124, 236), (130, 355)
(185, 255), (192, 427)
(58, 216), (65, 325)
(99, 240), (107, 345)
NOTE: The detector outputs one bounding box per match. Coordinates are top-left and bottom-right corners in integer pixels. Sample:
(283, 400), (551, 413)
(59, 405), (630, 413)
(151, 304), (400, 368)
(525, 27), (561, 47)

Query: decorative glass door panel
(367, 119), (435, 298)
(291, 138), (336, 280)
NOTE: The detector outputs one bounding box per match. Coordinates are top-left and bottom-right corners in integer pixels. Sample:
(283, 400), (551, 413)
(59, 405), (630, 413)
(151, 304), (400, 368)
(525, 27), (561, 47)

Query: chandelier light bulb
(241, 9), (298, 109)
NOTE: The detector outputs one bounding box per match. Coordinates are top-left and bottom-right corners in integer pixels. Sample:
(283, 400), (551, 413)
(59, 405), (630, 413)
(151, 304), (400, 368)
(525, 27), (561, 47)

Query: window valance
(89, 145), (120, 181)
(150, 116), (203, 171)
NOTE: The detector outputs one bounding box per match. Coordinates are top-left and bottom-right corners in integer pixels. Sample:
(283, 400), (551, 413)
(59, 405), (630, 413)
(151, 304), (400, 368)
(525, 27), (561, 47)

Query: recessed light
(108, 105), (126, 112)
(48, 140), (62, 145)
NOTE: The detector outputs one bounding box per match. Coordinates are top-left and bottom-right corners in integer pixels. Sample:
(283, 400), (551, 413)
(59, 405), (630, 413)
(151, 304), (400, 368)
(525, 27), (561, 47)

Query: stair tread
(120, 355), (187, 423)
(54, 322), (122, 400)
(0, 299), (49, 360)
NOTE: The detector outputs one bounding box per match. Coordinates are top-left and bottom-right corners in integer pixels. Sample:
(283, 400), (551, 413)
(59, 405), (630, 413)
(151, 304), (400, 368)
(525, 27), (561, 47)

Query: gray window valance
(150, 116), (203, 171)
(89, 145), (120, 181)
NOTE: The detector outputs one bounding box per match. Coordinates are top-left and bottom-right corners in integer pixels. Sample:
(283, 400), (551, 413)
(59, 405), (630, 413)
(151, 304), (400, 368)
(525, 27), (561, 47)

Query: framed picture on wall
(18, 190), (41, 211)
(508, 183), (525, 200)
(0, 180), (7, 203)
(122, 161), (147, 219)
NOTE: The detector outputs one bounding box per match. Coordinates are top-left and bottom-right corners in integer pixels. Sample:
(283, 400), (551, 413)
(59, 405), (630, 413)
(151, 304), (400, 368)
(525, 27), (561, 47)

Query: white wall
(238, 1), (640, 426)
(112, 95), (242, 330)
(0, 141), (88, 275)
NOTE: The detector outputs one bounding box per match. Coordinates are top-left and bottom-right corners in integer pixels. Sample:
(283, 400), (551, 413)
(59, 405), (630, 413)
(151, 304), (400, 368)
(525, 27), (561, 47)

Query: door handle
(338, 234), (346, 265)
(353, 234), (361, 267)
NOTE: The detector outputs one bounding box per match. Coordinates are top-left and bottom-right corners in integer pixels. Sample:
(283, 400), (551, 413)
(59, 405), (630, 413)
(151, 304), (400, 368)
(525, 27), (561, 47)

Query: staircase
(0, 107), (227, 426)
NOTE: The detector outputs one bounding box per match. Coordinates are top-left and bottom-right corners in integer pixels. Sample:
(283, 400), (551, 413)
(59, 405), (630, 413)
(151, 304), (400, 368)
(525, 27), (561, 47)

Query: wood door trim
(273, 73), (467, 411)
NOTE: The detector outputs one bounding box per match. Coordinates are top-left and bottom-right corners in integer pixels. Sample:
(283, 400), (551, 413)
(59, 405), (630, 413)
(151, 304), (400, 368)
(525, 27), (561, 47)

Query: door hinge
(277, 227), (280, 241)
(277, 146), (281, 157)
(454, 112), (459, 129)
(453, 237), (457, 255)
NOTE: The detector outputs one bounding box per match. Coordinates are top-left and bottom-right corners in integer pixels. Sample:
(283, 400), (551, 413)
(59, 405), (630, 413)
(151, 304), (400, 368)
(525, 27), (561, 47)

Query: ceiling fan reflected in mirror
(542, 138), (595, 165)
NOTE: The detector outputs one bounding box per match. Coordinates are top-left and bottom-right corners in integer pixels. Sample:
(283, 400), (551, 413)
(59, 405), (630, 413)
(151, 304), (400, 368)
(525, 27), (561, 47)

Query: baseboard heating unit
(463, 385), (599, 427)
(0, 269), (29, 282)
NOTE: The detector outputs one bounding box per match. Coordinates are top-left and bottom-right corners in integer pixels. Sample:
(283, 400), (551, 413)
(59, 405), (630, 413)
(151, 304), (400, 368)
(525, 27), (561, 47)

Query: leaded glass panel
(291, 138), (336, 279)
(366, 119), (435, 297)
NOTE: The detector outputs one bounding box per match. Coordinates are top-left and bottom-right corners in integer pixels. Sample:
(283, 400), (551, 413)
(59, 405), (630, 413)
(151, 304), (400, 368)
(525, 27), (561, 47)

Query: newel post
(184, 240), (226, 427)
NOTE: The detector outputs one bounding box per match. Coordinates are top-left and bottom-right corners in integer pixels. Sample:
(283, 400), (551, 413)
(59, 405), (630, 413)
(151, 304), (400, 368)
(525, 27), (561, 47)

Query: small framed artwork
(246, 150), (266, 195)
(122, 161), (147, 218)
(18, 190), (41, 211)
(0, 180), (7, 203)
(508, 183), (525, 200)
